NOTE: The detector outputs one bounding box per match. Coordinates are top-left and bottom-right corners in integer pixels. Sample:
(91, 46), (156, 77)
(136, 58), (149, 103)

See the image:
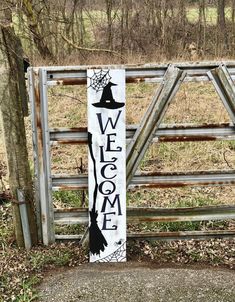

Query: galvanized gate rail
(28, 62), (235, 245)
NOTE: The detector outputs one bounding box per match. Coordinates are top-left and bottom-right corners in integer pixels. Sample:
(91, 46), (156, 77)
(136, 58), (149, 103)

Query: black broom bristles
(89, 208), (108, 255)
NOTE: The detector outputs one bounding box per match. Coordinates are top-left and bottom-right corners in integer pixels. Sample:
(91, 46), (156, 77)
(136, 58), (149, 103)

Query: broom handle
(88, 132), (98, 212)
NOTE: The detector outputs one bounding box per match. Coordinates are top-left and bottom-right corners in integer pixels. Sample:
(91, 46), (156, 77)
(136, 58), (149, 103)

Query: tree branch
(0, 21), (11, 28)
(223, 150), (234, 169)
(61, 34), (124, 59)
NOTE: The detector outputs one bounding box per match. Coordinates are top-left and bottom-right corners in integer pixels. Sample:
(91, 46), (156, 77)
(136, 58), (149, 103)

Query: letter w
(96, 110), (122, 134)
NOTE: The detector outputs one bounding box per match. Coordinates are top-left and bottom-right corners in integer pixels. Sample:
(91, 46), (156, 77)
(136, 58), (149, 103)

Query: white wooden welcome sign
(87, 69), (126, 262)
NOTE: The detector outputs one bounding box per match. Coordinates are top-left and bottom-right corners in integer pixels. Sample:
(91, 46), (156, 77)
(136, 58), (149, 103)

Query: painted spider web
(88, 69), (112, 92)
(95, 242), (126, 263)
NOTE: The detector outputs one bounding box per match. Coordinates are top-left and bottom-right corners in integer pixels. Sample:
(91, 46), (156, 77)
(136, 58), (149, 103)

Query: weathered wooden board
(87, 69), (126, 262)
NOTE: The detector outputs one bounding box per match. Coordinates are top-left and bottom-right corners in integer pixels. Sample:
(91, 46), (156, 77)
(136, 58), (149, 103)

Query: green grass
(129, 220), (230, 233)
(127, 191), (229, 233)
(187, 7), (233, 25)
(55, 224), (85, 235)
(131, 221), (201, 232)
(174, 196), (219, 208)
(53, 190), (87, 207)
(127, 185), (223, 208)
(0, 271), (40, 302)
(15, 277), (40, 302)
(29, 250), (72, 269)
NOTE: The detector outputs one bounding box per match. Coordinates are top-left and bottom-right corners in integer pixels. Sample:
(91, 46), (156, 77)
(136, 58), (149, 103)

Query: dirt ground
(38, 262), (235, 302)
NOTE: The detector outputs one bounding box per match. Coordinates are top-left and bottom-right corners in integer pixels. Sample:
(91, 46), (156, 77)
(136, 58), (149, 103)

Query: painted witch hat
(92, 82), (125, 109)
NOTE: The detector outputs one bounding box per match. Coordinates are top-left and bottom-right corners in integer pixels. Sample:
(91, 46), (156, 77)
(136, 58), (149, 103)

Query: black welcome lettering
(102, 212), (117, 230)
(106, 133), (122, 152)
(99, 180), (116, 195)
(99, 146), (117, 163)
(96, 110), (122, 134)
(100, 164), (117, 180)
(101, 194), (122, 216)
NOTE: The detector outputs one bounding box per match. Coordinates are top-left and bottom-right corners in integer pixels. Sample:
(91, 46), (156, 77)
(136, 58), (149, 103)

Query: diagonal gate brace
(126, 65), (186, 185)
(208, 64), (235, 124)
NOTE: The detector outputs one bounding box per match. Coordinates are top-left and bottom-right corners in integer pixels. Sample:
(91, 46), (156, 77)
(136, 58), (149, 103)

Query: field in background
(187, 6), (233, 24)
(11, 2), (235, 68)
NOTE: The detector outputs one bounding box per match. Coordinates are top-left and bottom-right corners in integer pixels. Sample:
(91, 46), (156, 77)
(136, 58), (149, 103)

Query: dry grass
(163, 82), (230, 124)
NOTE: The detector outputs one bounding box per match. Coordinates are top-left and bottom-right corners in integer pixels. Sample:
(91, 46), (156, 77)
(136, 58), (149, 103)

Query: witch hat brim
(92, 101), (125, 109)
(92, 81), (125, 109)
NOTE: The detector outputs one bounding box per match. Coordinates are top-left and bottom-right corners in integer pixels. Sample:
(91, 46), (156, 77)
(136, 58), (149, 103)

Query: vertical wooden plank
(87, 69), (126, 262)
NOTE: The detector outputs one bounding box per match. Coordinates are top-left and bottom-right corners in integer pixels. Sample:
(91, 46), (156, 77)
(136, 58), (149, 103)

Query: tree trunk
(232, 0), (235, 56)
(0, 12), (38, 247)
(178, 0), (187, 51)
(217, 0), (228, 56)
(22, 0), (54, 61)
(198, 0), (206, 55)
(105, 0), (113, 50)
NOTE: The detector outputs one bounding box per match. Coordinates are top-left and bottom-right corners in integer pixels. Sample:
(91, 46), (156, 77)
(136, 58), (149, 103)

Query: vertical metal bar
(126, 65), (186, 185)
(28, 68), (42, 242)
(39, 68), (55, 245)
(17, 189), (32, 250)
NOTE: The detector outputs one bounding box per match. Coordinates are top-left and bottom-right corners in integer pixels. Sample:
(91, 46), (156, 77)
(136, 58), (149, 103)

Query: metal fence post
(17, 189), (32, 250)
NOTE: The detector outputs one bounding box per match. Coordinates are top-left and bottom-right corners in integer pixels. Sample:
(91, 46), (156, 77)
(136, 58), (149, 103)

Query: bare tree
(22, 0), (55, 61)
(198, 0), (206, 52)
(105, 0), (114, 50)
(0, 6), (38, 247)
(217, 0), (228, 55)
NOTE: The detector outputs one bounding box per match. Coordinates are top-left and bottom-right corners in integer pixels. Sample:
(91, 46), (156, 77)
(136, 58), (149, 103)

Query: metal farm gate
(28, 62), (235, 245)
